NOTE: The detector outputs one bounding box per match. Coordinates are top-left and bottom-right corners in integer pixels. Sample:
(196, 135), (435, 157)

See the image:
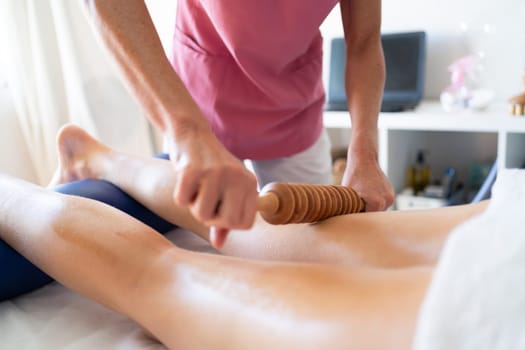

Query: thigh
(143, 250), (432, 350)
(250, 129), (332, 187)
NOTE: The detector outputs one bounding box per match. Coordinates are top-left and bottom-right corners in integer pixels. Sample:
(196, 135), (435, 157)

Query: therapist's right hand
(166, 121), (259, 242)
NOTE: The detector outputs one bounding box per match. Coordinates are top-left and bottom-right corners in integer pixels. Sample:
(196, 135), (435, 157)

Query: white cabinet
(324, 101), (525, 196)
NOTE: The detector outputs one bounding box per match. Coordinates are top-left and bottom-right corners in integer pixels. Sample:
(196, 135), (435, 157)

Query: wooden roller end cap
(257, 182), (296, 225)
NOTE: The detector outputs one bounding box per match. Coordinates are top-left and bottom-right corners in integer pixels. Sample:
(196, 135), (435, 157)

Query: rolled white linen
(413, 169), (525, 350)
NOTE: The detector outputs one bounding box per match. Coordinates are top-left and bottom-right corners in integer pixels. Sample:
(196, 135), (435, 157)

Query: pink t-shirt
(171, 0), (339, 160)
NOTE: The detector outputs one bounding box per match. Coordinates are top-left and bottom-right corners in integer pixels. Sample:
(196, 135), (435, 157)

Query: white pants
(248, 129), (333, 188)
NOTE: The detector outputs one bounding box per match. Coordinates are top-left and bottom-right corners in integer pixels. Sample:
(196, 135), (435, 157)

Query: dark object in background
(325, 31), (427, 112)
(470, 160), (498, 203)
(441, 167), (457, 200)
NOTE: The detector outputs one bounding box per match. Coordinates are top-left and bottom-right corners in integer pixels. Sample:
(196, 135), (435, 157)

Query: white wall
(321, 0), (525, 101)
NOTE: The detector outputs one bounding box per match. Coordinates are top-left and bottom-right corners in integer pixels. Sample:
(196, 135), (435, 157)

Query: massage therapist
(82, 0), (394, 240)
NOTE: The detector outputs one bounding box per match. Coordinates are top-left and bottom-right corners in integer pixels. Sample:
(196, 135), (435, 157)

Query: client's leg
(52, 125), (489, 267)
(50, 125), (207, 238)
(0, 173), (430, 349)
(53, 178), (177, 234)
(0, 174), (172, 314)
(1, 167), (178, 302)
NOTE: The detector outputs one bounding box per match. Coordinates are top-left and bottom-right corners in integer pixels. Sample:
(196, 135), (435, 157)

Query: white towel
(413, 169), (525, 350)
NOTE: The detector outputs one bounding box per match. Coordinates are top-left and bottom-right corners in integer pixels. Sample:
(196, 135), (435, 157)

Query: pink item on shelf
(440, 55), (478, 112)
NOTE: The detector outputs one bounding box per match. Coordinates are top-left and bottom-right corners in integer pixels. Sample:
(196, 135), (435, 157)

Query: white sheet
(0, 230), (217, 349)
(413, 169), (525, 350)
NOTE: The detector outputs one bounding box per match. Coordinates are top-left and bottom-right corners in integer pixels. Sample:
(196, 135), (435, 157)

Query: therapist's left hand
(342, 151), (395, 212)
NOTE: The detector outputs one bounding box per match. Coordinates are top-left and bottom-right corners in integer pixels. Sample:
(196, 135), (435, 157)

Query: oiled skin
(0, 125), (488, 349)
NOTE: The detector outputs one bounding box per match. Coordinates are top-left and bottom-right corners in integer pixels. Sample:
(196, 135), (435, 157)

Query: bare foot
(48, 124), (111, 188)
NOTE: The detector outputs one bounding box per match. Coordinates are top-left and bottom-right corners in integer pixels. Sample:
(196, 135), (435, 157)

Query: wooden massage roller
(256, 182), (366, 225)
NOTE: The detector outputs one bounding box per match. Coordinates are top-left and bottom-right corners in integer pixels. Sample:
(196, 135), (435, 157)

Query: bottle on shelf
(406, 150), (431, 195)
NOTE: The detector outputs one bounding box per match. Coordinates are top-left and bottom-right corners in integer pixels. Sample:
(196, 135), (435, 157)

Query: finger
(211, 180), (251, 229)
(227, 172), (258, 229)
(209, 226), (229, 250)
(365, 197), (385, 212)
(191, 174), (222, 222)
(210, 174), (257, 229)
(238, 186), (258, 229)
(173, 166), (201, 206)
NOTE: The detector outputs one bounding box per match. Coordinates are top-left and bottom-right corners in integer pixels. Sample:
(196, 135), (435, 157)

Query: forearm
(82, 0), (207, 135)
(339, 0), (384, 158)
(345, 38), (385, 158)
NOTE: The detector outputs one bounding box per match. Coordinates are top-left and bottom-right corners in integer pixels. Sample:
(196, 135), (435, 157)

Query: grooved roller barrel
(257, 182), (365, 225)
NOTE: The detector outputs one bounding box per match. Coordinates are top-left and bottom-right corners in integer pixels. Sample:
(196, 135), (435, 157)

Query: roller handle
(257, 182), (365, 225)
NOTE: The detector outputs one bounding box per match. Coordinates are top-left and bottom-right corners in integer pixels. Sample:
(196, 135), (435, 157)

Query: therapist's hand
(82, 0), (257, 248)
(166, 122), (258, 247)
(342, 149), (395, 212)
